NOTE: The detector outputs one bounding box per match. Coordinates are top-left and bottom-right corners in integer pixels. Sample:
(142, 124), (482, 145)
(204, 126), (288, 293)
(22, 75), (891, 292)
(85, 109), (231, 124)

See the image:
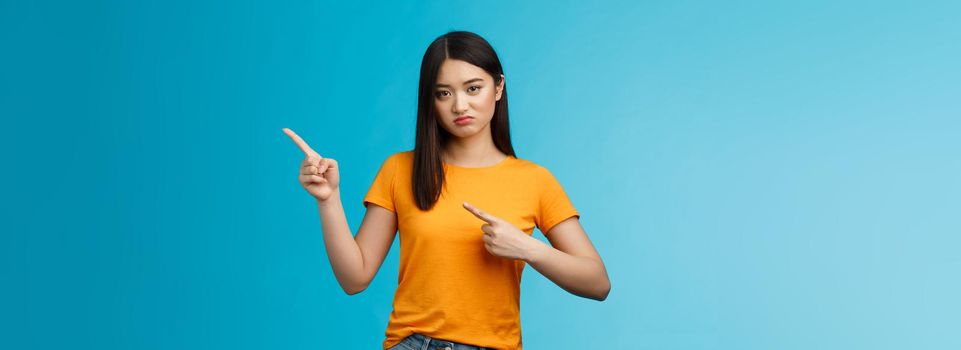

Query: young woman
(283, 31), (610, 350)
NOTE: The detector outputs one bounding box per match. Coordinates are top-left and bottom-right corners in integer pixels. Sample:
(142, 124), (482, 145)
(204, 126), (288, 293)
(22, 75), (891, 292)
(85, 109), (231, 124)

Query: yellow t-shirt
(363, 150), (579, 350)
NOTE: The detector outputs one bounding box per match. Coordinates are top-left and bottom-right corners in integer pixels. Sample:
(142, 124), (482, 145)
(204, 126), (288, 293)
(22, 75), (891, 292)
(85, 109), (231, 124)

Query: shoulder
(398, 150), (415, 167)
(376, 151), (414, 178)
(507, 156), (555, 180)
(382, 150), (414, 166)
(395, 150), (415, 159)
(513, 157), (550, 174)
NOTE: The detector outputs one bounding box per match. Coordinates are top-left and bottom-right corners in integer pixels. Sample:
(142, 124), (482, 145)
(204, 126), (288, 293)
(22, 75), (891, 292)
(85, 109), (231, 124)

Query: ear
(495, 74), (505, 101)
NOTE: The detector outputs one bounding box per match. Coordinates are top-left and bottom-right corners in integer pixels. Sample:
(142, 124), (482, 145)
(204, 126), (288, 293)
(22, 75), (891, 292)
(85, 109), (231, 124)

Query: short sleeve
(535, 167), (580, 234)
(363, 154), (397, 213)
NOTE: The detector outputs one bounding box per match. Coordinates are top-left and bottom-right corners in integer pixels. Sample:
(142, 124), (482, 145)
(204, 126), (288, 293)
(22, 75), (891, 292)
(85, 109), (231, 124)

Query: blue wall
(4, 1), (959, 348)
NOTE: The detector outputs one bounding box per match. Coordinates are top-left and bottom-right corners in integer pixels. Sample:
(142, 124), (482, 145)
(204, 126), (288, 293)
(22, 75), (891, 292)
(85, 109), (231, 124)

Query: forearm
(316, 190), (366, 294)
(524, 239), (611, 301)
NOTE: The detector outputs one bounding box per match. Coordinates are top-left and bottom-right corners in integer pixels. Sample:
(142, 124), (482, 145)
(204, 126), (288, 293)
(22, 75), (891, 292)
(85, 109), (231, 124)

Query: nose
(452, 93), (469, 115)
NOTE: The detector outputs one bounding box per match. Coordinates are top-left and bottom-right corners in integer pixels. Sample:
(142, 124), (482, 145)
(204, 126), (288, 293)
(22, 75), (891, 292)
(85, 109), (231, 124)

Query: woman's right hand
(283, 128), (340, 201)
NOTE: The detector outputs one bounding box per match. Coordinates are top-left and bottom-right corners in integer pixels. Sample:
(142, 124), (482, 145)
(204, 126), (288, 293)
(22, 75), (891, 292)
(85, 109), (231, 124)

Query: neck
(443, 124), (507, 167)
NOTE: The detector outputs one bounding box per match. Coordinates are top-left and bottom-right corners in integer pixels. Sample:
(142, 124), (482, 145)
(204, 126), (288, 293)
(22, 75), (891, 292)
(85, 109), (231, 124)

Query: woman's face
(433, 59), (504, 139)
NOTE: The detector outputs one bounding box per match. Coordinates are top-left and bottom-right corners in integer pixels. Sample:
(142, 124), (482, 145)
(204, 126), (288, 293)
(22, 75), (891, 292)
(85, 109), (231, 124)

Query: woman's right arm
(317, 190), (397, 295)
(283, 128), (397, 295)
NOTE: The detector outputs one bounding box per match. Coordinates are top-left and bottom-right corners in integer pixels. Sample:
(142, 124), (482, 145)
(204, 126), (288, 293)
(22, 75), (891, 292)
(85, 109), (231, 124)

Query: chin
(448, 129), (474, 138)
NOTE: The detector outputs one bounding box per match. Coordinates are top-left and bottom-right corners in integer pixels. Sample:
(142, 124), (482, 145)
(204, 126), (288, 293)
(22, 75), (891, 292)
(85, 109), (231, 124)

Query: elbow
(574, 280), (610, 301)
(341, 281), (370, 296)
(593, 280), (611, 302)
(597, 285), (610, 301)
(590, 262), (611, 301)
(343, 287), (364, 295)
(572, 260), (611, 301)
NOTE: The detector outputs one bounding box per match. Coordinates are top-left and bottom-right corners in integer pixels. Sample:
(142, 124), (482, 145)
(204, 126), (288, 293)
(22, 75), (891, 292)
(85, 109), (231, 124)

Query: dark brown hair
(413, 31), (515, 211)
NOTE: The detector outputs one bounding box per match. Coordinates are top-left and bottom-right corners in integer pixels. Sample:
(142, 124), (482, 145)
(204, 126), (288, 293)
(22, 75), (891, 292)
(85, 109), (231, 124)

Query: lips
(454, 116), (474, 125)
(454, 116), (473, 123)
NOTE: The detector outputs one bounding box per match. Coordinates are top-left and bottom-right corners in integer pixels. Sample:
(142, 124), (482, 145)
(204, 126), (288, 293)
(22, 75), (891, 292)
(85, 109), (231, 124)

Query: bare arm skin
(525, 217), (611, 301)
(283, 128), (397, 295)
(462, 203), (611, 301)
(317, 192), (397, 295)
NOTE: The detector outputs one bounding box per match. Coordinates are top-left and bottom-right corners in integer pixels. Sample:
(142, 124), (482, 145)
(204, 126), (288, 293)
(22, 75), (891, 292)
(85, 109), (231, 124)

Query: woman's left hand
(463, 202), (543, 262)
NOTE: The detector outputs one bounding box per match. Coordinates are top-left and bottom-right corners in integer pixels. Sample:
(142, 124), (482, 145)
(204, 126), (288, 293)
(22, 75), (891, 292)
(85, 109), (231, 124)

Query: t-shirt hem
(364, 197), (395, 212)
(541, 213), (580, 235)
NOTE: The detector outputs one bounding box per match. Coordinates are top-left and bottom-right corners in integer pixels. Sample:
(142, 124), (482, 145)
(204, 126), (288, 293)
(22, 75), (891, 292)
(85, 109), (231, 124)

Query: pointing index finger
(283, 128), (320, 157)
(463, 202), (497, 224)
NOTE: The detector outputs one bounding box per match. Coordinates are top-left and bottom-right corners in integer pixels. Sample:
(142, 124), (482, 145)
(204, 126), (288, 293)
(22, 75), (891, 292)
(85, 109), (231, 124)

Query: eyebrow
(435, 78), (484, 88)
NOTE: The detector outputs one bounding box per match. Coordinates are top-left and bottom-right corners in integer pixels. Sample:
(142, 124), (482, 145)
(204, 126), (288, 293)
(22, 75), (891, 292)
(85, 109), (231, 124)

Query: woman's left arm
(462, 203), (610, 301)
(524, 217), (611, 301)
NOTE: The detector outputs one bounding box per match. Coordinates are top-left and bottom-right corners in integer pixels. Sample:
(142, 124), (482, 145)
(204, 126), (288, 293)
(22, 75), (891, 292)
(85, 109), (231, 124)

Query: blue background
(3, 1), (960, 349)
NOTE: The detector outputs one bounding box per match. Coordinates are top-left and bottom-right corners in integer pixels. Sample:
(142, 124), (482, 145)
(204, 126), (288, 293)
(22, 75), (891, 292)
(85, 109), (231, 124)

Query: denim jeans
(387, 332), (496, 350)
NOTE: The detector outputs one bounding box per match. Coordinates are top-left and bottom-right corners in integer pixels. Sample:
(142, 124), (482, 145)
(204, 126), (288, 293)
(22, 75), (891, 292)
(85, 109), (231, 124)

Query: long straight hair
(413, 31), (515, 211)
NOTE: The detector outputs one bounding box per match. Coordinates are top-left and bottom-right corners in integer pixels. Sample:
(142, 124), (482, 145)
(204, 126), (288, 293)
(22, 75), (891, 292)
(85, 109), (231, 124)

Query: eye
(468, 85), (482, 92)
(434, 90), (450, 98)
